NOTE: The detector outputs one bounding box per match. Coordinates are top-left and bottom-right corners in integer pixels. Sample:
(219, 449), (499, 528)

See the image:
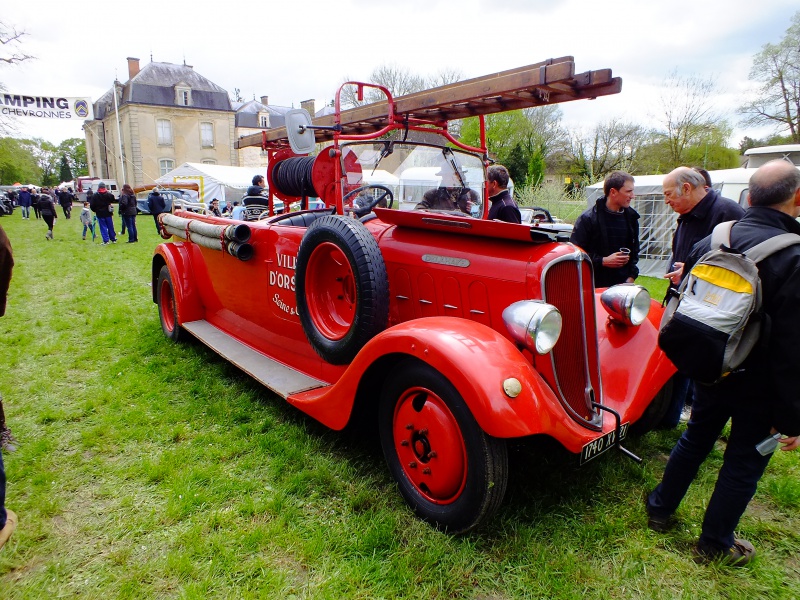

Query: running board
(181, 320), (328, 398)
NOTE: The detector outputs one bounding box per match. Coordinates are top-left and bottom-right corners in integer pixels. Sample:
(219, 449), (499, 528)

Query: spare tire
(295, 215), (389, 364)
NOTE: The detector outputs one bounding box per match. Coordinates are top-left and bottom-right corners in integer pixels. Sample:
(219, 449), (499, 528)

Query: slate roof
(92, 61), (233, 120)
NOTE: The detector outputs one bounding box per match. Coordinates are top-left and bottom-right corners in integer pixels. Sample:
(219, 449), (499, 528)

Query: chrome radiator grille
(542, 256), (602, 428)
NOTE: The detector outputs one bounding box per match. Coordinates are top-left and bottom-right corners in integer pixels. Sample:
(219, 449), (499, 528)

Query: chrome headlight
(503, 300), (562, 355)
(600, 284), (651, 326)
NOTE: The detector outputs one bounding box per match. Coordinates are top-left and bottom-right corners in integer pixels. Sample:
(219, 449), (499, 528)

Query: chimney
(260, 95), (269, 105)
(301, 99), (315, 115)
(127, 57), (140, 80)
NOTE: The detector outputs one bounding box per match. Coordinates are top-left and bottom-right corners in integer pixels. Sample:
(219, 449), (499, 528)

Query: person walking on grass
(90, 183), (118, 245)
(17, 187), (32, 220)
(80, 201), (95, 241)
(0, 223), (17, 552)
(118, 184), (138, 243)
(38, 192), (58, 240)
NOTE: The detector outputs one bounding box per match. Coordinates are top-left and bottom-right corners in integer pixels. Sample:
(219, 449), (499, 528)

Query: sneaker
(0, 509), (17, 550)
(680, 406), (692, 423)
(102, 242), (109, 245)
(693, 538), (756, 567)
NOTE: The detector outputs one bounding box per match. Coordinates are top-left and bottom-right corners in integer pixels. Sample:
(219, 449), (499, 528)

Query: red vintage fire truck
(151, 56), (675, 533)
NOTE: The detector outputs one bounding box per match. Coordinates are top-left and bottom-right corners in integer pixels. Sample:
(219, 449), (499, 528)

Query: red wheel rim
(306, 241), (356, 340)
(392, 387), (468, 504)
(160, 279), (176, 332)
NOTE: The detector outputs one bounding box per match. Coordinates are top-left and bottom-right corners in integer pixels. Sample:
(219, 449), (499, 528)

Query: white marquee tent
(156, 163), (265, 205)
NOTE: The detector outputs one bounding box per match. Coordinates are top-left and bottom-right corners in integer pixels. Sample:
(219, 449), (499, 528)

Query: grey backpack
(658, 221), (800, 385)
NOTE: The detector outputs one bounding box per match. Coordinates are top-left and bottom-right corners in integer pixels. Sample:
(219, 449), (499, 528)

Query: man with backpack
(660, 167), (746, 428)
(646, 160), (800, 566)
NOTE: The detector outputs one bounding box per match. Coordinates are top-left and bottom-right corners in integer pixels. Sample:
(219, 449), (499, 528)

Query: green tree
(739, 11), (800, 142)
(59, 154), (73, 182)
(57, 138), (88, 177)
(565, 119), (651, 184)
(0, 137), (39, 184)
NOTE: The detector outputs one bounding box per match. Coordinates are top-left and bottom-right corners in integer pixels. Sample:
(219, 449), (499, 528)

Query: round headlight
(600, 284), (651, 326)
(502, 300), (563, 355)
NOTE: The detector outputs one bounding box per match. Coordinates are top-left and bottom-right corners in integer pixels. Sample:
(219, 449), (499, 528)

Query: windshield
(340, 142), (485, 216)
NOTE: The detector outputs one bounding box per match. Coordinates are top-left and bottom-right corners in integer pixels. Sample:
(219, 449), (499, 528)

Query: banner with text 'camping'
(1, 94), (93, 120)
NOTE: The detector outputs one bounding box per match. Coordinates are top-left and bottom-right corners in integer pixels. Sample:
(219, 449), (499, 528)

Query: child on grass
(80, 201), (95, 240)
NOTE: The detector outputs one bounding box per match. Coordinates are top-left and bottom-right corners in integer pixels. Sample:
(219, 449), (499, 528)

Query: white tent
(156, 163), (265, 205)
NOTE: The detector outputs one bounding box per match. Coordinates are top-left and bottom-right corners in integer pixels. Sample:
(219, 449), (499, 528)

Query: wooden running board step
(182, 320), (328, 399)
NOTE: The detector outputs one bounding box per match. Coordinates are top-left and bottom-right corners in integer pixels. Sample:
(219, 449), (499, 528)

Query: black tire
(630, 376), (674, 435)
(295, 215), (388, 365)
(156, 265), (186, 342)
(379, 360), (508, 534)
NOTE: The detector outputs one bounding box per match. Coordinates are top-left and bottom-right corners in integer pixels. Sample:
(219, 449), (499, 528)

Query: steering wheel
(343, 185), (394, 218)
(530, 206), (554, 223)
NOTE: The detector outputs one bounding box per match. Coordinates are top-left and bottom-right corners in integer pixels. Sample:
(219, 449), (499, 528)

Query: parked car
(136, 189), (193, 214)
(151, 58), (675, 534)
(0, 192), (13, 216)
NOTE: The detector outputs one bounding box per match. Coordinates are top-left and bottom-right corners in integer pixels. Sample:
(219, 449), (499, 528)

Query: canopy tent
(156, 163), (265, 205)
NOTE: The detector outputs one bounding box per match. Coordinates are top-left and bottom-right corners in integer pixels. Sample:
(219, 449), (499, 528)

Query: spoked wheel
(379, 360), (508, 534)
(157, 265), (185, 342)
(296, 215), (388, 364)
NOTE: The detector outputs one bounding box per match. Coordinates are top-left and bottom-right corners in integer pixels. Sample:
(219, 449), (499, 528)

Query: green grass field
(0, 210), (798, 599)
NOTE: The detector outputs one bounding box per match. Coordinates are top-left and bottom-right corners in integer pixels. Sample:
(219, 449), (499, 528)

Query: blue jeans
(123, 215), (138, 242)
(21, 206), (30, 218)
(82, 222), (95, 238)
(97, 216), (116, 243)
(647, 375), (773, 552)
(660, 373), (693, 429)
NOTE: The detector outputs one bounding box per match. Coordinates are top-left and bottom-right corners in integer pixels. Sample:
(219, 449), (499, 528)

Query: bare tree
(739, 11), (800, 142)
(654, 70), (722, 168)
(338, 64), (463, 107)
(0, 21), (34, 135)
(0, 22), (33, 66)
(567, 119), (651, 184)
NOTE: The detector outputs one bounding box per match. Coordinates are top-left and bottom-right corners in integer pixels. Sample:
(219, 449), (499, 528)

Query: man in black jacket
(147, 188), (167, 233)
(487, 165), (521, 223)
(660, 167), (746, 428)
(646, 160), (800, 566)
(570, 171), (639, 287)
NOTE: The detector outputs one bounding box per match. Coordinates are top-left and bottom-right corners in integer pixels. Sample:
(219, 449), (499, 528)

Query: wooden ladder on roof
(234, 56), (621, 151)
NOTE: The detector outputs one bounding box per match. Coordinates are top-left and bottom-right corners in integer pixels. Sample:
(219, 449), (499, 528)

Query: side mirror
(285, 108), (316, 155)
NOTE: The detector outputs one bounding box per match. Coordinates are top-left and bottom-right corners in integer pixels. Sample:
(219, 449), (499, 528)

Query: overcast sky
(1, 0), (796, 146)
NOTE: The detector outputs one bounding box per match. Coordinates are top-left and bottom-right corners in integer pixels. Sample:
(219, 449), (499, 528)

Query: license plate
(580, 423), (629, 465)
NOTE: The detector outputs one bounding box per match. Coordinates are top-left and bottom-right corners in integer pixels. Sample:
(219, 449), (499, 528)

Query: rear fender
(152, 243), (204, 325)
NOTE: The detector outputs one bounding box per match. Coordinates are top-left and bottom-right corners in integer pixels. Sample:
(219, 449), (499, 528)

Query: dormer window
(259, 112), (270, 128)
(175, 85), (192, 106)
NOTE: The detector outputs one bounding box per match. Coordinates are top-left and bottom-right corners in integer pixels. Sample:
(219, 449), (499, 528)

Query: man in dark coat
(147, 188), (167, 233)
(486, 165), (521, 223)
(647, 160), (800, 567)
(659, 166), (747, 428)
(570, 171), (640, 288)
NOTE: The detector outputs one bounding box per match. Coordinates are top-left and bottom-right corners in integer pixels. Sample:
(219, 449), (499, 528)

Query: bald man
(662, 166), (744, 286)
(659, 167), (746, 429)
(647, 160), (800, 567)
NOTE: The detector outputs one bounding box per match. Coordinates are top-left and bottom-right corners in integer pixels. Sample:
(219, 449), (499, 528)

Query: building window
(175, 86), (192, 106)
(200, 122), (214, 148)
(202, 159), (216, 165)
(159, 159), (175, 176)
(260, 114), (269, 128)
(157, 119), (173, 145)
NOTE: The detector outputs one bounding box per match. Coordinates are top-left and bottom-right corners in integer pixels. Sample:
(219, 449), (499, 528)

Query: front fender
(152, 242), (204, 325)
(290, 316), (564, 437)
